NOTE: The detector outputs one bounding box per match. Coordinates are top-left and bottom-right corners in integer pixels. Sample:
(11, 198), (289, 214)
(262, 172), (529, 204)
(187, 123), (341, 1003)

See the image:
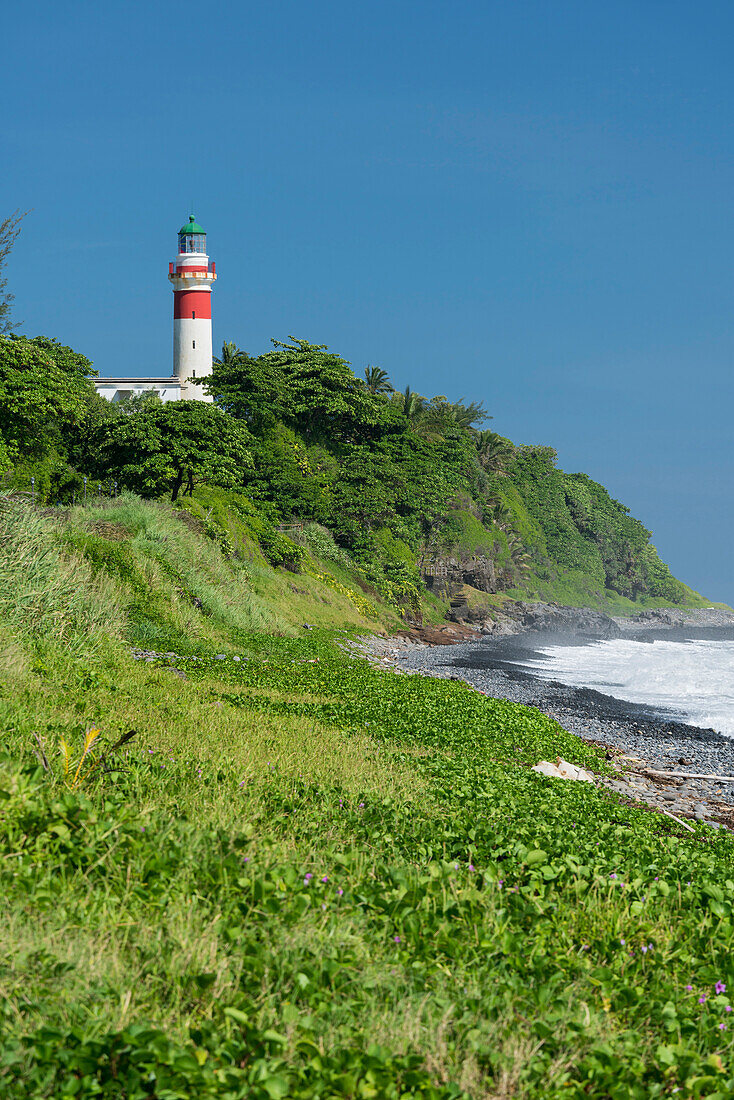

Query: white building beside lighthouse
(94, 214), (217, 404)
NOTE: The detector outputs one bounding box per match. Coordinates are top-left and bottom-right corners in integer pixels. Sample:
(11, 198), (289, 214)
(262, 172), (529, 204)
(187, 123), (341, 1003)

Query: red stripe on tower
(173, 290), (212, 320)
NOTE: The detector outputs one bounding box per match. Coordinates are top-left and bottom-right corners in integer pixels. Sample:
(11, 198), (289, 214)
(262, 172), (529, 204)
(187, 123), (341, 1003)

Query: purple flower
(393, 935), (401, 943)
(686, 985), (693, 991)
(581, 944), (589, 950)
(699, 995), (707, 1004)
(321, 875), (328, 883)
(304, 873), (313, 885)
(641, 945), (648, 954)
(609, 873), (618, 880)
(716, 982), (727, 994)
(468, 864), (475, 872)
(337, 888), (344, 897)
(720, 1023), (727, 1031)
(620, 939), (625, 946)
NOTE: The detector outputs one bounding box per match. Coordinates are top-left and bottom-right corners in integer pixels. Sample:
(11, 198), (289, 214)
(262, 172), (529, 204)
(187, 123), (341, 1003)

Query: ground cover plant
(2, 501), (734, 1097)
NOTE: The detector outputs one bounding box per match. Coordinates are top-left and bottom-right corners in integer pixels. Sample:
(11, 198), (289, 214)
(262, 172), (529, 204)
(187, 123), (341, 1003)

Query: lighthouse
(168, 214), (216, 401)
(93, 213), (218, 404)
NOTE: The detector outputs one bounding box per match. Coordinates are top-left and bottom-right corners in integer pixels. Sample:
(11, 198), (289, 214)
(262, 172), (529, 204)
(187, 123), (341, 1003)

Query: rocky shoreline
(389, 601), (734, 647)
(347, 605), (734, 832)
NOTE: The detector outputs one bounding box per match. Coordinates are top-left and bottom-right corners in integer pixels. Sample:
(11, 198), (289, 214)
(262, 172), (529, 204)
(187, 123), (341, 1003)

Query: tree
(420, 396), (489, 435)
(0, 211), (28, 333)
(0, 335), (97, 469)
(392, 385), (424, 422)
(271, 338), (385, 443)
(475, 430), (514, 475)
(213, 341), (248, 370)
(206, 341), (287, 432)
(388, 389), (488, 440)
(209, 337), (388, 444)
(94, 401), (252, 501)
(443, 398), (488, 430)
(362, 365), (394, 395)
(242, 421), (332, 521)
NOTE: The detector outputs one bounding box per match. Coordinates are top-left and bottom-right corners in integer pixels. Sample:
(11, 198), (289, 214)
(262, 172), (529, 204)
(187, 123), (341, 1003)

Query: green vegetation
(0, 210), (26, 334)
(505, 446), (690, 605)
(0, 331), (713, 612)
(2, 497), (734, 1098)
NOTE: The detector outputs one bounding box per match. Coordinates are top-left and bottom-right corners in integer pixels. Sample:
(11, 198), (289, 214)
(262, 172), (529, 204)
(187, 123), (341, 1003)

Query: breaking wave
(519, 637), (734, 737)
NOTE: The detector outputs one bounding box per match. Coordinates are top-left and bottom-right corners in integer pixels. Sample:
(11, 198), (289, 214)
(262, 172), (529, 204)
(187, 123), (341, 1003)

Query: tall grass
(65, 494), (387, 645)
(0, 498), (123, 654)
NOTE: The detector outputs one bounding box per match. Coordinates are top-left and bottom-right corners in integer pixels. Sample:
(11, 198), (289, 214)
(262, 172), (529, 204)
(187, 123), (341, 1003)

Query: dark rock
(514, 602), (620, 639)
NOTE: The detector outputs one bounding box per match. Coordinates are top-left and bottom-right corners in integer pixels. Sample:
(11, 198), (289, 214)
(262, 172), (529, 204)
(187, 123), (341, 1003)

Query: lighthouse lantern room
(169, 214), (216, 401)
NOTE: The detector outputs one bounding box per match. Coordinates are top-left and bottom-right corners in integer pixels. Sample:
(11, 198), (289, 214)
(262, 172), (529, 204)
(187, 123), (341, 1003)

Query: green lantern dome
(178, 214), (206, 235)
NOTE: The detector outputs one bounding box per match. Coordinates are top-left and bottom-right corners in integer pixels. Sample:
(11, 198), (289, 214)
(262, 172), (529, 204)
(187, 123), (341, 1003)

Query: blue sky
(3, 0), (733, 603)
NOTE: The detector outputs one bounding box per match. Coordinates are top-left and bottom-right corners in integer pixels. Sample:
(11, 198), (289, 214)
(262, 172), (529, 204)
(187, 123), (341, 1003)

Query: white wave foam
(520, 637), (734, 736)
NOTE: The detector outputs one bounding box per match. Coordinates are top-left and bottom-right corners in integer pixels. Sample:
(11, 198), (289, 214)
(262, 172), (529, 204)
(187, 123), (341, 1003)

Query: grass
(3, 498), (734, 1097)
(0, 498), (124, 653)
(54, 493), (397, 652)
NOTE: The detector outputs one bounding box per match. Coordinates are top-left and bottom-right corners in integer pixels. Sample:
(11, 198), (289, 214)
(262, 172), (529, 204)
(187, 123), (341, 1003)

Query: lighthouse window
(178, 233), (206, 254)
(191, 310), (195, 319)
(192, 341), (196, 349)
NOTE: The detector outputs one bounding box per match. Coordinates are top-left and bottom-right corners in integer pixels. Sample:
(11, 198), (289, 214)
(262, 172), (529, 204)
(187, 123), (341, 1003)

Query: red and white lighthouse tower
(168, 215), (216, 401)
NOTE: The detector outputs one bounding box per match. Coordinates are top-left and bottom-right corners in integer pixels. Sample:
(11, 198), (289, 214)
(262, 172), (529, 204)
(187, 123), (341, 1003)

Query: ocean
(517, 635), (734, 737)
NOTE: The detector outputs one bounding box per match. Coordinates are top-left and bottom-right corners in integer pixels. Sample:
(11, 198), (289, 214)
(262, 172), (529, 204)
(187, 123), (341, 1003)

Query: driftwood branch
(660, 807), (696, 833)
(643, 769), (734, 783)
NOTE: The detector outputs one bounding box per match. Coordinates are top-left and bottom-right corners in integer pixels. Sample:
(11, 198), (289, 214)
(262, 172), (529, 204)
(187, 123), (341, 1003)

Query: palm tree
(444, 399), (488, 429)
(393, 385), (426, 422)
(475, 431), (515, 475)
(507, 534), (532, 579)
(363, 366), (394, 395)
(490, 501), (514, 531)
(213, 341), (247, 369)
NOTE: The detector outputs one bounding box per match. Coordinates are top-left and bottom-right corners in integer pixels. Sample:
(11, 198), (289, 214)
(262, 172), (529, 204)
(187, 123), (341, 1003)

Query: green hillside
(0, 332), (715, 617)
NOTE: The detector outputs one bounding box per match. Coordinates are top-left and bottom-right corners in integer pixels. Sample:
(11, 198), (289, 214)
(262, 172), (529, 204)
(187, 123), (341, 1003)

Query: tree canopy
(0, 325), (690, 607)
(0, 211), (27, 334)
(93, 401), (253, 501)
(0, 335), (97, 472)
